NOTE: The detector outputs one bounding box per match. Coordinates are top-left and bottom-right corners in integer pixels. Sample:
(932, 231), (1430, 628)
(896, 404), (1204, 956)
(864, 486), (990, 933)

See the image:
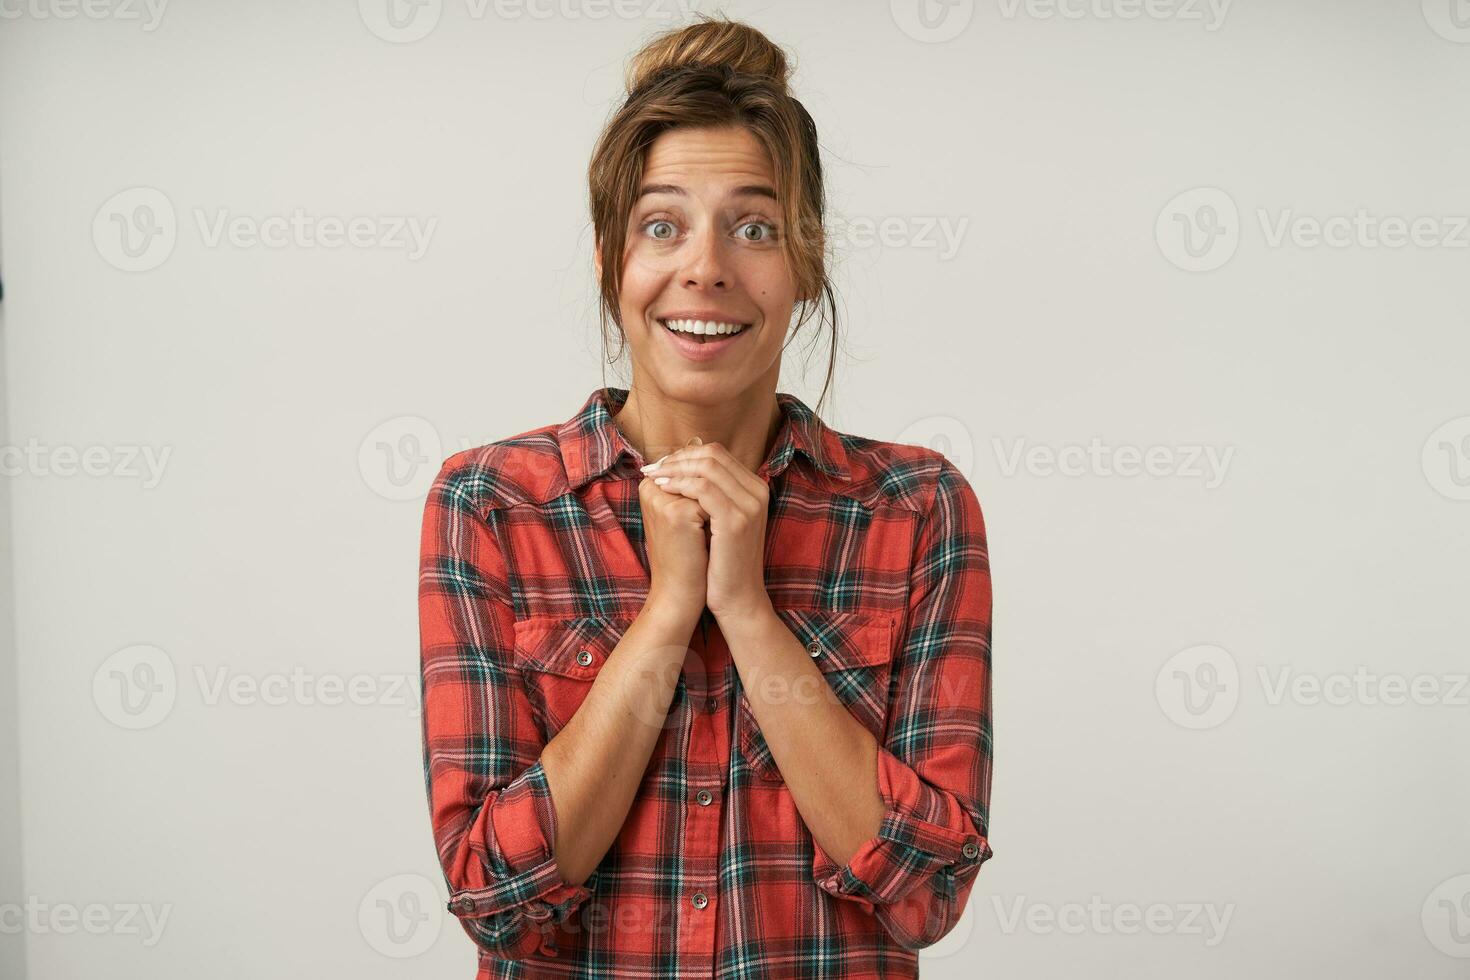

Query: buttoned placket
(679, 604), (726, 970)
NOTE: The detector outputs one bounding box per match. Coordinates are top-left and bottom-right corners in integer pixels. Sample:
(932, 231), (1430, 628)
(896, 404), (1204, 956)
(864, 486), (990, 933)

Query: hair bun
(625, 16), (791, 96)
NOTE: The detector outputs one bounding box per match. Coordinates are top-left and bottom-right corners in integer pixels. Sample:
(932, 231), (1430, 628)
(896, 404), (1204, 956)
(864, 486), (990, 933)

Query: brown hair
(587, 13), (840, 418)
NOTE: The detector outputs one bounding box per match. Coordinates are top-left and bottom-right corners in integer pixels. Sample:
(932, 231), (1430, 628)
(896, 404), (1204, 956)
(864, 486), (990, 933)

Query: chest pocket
(737, 610), (897, 782)
(513, 616), (630, 742)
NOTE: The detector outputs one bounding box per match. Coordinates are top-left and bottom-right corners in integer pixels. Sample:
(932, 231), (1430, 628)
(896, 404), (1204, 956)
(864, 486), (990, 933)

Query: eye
(642, 219), (678, 241)
(737, 220), (779, 243)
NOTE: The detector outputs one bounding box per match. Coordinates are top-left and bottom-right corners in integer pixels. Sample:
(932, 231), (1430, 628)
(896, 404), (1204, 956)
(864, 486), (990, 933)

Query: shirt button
(691, 892), (709, 910)
(961, 840), (981, 860)
(452, 897), (474, 913)
(806, 641), (822, 658)
(576, 649), (593, 667)
(705, 698), (718, 714)
(696, 789), (713, 806)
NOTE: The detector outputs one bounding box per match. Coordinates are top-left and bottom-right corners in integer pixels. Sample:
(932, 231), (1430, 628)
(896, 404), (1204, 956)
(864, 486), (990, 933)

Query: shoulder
(830, 430), (978, 520)
(428, 422), (571, 520)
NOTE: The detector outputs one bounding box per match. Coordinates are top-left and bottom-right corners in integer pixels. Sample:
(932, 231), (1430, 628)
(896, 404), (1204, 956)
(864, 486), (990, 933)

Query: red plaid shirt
(418, 386), (994, 978)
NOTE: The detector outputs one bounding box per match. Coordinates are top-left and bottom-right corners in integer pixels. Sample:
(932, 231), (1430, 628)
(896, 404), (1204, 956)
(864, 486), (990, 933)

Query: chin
(659, 372), (745, 405)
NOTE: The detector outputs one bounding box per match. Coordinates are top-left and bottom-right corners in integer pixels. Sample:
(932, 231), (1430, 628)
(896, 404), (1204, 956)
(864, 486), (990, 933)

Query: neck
(613, 383), (783, 474)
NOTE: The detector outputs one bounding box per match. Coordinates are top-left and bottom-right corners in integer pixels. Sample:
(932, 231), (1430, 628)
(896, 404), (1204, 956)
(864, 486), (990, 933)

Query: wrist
(709, 593), (777, 634)
(640, 590), (703, 635)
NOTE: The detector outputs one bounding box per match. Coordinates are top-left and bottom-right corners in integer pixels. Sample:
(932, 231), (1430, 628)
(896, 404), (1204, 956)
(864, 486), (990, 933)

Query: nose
(680, 223), (730, 291)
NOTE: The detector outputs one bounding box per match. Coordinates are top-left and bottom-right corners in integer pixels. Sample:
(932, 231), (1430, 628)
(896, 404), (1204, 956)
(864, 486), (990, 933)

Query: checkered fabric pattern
(419, 386), (994, 978)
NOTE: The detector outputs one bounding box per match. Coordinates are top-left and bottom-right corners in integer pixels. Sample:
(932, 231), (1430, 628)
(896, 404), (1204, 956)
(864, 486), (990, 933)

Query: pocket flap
(738, 608), (898, 783)
(512, 616), (629, 679)
(773, 608), (894, 672)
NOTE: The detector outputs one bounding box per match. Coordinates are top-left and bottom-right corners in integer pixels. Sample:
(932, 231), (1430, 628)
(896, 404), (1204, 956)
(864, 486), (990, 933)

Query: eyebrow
(635, 183), (779, 203)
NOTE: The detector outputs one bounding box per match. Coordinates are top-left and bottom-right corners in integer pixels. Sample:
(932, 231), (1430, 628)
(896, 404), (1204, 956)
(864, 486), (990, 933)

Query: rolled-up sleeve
(810, 455), (994, 949)
(418, 454), (597, 960)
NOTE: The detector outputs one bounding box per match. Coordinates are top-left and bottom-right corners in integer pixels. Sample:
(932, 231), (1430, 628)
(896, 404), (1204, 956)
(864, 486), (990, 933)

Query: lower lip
(656, 319), (752, 362)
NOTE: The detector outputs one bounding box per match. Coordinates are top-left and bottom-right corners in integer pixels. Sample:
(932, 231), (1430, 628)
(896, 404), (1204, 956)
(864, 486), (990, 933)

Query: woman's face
(600, 124), (797, 406)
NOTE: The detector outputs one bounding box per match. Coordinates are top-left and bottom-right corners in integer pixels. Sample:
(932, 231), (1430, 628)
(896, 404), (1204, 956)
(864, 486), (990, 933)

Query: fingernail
(653, 476), (670, 485)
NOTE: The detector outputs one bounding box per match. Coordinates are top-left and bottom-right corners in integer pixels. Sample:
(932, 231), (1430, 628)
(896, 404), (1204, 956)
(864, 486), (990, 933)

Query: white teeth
(660, 318), (747, 336)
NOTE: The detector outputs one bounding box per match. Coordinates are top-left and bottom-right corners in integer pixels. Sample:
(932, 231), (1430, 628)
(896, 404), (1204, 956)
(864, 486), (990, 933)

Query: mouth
(656, 317), (752, 344)
(654, 316), (754, 360)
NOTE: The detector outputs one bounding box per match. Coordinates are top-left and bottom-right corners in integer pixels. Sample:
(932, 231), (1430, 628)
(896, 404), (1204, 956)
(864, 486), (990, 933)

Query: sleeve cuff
(811, 745), (991, 910)
(447, 757), (598, 924)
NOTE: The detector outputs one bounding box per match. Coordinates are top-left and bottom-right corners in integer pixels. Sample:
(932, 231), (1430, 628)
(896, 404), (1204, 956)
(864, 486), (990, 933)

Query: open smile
(655, 316), (754, 361)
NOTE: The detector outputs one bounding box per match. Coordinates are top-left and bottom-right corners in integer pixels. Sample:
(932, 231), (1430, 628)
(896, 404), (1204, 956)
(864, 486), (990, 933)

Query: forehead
(640, 125), (775, 191)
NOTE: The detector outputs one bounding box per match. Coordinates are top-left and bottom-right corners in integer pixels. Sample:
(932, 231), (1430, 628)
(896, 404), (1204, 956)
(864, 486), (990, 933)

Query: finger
(651, 472), (738, 527)
(695, 441), (768, 499)
(651, 462), (756, 523)
(645, 446), (763, 510)
(642, 476), (709, 523)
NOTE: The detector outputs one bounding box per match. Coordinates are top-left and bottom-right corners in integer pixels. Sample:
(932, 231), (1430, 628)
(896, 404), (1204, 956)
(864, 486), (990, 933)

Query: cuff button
(961, 841), (981, 860)
(452, 897), (475, 913)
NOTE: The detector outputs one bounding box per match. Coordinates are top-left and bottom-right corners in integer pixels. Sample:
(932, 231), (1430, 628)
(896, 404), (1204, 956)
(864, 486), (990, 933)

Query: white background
(2, 0), (1468, 977)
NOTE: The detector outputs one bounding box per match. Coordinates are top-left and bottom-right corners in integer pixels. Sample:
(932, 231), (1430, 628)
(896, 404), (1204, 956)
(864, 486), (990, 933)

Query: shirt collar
(558, 386), (850, 491)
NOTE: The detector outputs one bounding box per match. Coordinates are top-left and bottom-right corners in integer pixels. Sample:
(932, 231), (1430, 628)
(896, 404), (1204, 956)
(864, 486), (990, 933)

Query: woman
(418, 15), (993, 977)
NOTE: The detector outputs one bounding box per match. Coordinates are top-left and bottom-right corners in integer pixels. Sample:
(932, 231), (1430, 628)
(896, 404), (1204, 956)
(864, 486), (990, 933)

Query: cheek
(746, 258), (795, 309)
(618, 255), (660, 320)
